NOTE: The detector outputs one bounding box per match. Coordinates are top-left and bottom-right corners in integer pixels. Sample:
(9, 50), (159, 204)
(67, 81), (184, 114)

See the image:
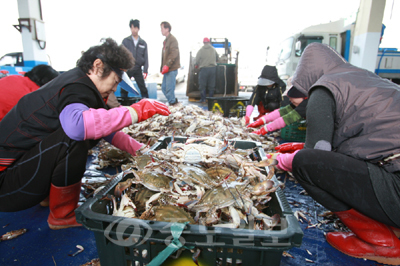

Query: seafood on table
(104, 136), (282, 230)
(88, 104), (279, 173)
(121, 104), (279, 152)
(85, 104), (283, 230)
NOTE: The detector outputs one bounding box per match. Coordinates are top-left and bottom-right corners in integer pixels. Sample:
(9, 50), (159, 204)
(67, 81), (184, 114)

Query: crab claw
(114, 178), (133, 198)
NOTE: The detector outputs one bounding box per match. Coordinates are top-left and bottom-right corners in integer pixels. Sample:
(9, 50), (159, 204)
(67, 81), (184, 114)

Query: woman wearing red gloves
(242, 65), (286, 125)
(273, 43), (400, 265)
(249, 85), (308, 135)
(0, 38), (170, 230)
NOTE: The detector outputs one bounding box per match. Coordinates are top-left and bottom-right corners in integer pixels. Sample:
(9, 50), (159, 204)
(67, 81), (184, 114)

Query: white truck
(276, 18), (400, 84)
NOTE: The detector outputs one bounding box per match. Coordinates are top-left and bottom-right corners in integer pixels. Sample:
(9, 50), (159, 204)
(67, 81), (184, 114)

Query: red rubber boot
(326, 209), (400, 265)
(47, 182), (82, 230)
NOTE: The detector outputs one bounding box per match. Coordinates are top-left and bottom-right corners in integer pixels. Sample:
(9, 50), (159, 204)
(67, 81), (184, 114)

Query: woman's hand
(130, 99), (171, 123)
(251, 126), (268, 135)
(247, 118), (265, 128)
(275, 142), (304, 153)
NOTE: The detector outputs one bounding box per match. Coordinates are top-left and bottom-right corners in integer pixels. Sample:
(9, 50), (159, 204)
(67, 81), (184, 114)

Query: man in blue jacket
(122, 19), (149, 98)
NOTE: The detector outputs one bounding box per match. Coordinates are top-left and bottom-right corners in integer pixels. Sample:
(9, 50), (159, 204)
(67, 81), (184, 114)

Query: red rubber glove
(275, 142), (304, 153)
(130, 99), (171, 123)
(143, 72), (148, 79)
(247, 118), (265, 128)
(251, 126), (268, 135)
(161, 65), (169, 74)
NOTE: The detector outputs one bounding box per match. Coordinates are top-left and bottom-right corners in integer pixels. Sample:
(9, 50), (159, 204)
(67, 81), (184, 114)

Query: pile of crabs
(90, 103), (279, 170)
(122, 102), (279, 152)
(87, 103), (285, 230)
(106, 135), (281, 230)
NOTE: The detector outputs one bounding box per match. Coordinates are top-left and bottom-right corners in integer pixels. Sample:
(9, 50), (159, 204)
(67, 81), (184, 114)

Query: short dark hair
(76, 38), (135, 78)
(24, 64), (59, 86)
(129, 19), (140, 29)
(161, 21), (171, 32)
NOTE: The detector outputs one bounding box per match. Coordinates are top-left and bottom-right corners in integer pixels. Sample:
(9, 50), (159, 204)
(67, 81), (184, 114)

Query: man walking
(160, 21), (180, 106)
(195, 37), (218, 103)
(122, 19), (149, 98)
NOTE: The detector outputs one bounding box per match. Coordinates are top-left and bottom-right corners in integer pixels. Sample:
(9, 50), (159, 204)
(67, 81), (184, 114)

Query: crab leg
(145, 192), (162, 210)
(213, 206), (241, 228)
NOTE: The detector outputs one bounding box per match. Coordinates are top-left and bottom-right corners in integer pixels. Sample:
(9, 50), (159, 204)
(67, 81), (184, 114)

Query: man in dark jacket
(122, 19), (149, 98)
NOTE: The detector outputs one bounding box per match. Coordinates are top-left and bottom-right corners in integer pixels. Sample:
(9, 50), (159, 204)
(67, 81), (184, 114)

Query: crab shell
(140, 205), (195, 224)
(131, 155), (153, 170)
(190, 186), (245, 213)
(134, 171), (172, 192)
(177, 164), (220, 189)
(205, 166), (238, 183)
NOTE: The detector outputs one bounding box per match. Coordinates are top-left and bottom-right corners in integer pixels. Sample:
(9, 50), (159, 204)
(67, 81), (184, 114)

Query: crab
(134, 188), (157, 212)
(130, 169), (172, 193)
(189, 184), (251, 228)
(97, 146), (132, 168)
(251, 179), (276, 197)
(205, 166), (238, 183)
(140, 205), (195, 224)
(206, 206), (242, 228)
(164, 138), (230, 164)
(174, 164), (219, 189)
(130, 154), (154, 170)
(110, 193), (137, 218)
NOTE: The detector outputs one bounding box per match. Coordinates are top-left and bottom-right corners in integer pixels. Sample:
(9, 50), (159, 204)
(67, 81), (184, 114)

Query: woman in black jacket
(242, 65), (286, 125)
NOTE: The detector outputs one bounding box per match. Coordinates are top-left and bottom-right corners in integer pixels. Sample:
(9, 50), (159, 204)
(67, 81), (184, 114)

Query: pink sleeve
(111, 131), (144, 156)
(265, 109), (281, 123)
(266, 117), (286, 132)
(82, 106), (134, 140)
(245, 105), (254, 117)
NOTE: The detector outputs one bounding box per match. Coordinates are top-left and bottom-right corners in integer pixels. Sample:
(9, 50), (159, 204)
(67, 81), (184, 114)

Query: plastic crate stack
(280, 120), (307, 142)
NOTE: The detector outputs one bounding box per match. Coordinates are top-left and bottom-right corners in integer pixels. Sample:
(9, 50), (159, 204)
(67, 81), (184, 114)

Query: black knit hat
(287, 86), (307, 98)
(259, 65), (282, 84)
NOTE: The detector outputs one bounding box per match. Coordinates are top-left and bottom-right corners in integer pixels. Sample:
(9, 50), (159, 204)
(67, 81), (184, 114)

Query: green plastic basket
(280, 120), (307, 142)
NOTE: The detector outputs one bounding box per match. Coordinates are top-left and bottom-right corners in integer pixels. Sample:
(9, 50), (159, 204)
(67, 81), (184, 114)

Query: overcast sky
(1, 0), (399, 74)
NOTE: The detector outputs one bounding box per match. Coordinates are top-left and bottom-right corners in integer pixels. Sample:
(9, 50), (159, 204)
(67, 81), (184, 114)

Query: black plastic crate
(76, 136), (303, 266)
(207, 97), (249, 118)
